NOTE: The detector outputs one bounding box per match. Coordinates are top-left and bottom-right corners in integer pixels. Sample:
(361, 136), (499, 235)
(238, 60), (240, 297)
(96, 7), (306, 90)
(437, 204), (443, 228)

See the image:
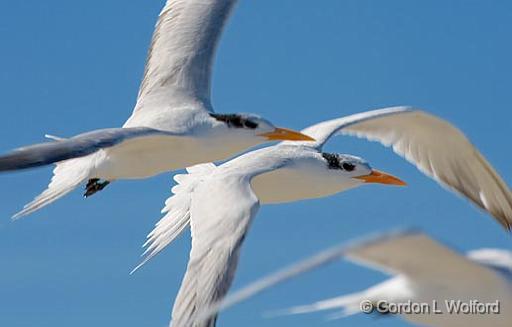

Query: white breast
(251, 164), (362, 204)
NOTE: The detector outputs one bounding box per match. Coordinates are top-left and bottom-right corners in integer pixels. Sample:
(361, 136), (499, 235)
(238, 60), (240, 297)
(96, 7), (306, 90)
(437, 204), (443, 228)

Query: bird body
(2, 0), (313, 218)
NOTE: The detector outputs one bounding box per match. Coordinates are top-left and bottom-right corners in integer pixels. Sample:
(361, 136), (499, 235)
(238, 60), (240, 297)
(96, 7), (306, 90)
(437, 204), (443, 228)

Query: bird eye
(342, 162), (355, 171)
(244, 120), (258, 129)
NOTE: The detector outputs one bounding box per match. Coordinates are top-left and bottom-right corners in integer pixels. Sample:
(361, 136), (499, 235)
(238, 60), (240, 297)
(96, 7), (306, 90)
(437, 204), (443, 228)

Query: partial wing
(194, 230), (412, 320)
(131, 163), (217, 274)
(271, 293), (365, 318)
(132, 0), (238, 115)
(289, 106), (512, 230)
(134, 147), (291, 273)
(0, 128), (175, 172)
(467, 249), (512, 278)
(170, 173), (259, 327)
(345, 231), (495, 281)
(286, 107), (412, 149)
(197, 230), (500, 320)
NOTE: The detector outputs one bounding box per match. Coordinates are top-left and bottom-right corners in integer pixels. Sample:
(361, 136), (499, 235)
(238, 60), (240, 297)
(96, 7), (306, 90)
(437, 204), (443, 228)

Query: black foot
(84, 178), (110, 198)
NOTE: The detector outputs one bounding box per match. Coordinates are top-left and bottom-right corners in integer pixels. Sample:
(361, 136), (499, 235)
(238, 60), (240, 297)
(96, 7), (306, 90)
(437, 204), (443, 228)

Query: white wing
(135, 147), (290, 272)
(131, 163), (217, 274)
(170, 153), (292, 326)
(197, 230), (500, 319)
(290, 106), (512, 230)
(467, 249), (512, 278)
(170, 173), (259, 327)
(194, 230), (411, 320)
(133, 0), (238, 115)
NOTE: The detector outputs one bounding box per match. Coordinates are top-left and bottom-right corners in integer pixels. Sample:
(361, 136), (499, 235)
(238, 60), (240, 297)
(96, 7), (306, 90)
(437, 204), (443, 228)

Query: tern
(161, 142), (404, 327)
(135, 106), (512, 273)
(0, 0), (312, 218)
(209, 231), (512, 327)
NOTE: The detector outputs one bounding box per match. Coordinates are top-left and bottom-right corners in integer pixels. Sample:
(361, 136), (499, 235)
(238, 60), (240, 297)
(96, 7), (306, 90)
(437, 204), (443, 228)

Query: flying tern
(162, 143), (404, 327)
(208, 231), (512, 327)
(136, 106), (512, 273)
(0, 0), (312, 218)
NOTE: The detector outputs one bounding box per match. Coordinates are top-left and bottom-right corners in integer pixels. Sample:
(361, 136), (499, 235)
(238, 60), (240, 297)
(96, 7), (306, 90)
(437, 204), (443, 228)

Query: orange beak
(258, 127), (315, 141)
(355, 169), (406, 186)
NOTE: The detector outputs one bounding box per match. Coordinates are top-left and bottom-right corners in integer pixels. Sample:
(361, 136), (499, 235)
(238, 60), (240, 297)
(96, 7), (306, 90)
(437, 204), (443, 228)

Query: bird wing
(134, 147), (290, 273)
(192, 230), (412, 319)
(0, 127), (176, 172)
(346, 231), (495, 281)
(287, 106), (512, 230)
(467, 249), (512, 278)
(132, 0), (238, 116)
(131, 162), (218, 274)
(195, 230), (499, 320)
(170, 152), (292, 326)
(170, 173), (259, 327)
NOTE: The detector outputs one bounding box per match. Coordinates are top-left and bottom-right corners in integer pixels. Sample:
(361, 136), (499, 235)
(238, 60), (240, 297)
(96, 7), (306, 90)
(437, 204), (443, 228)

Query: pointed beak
(258, 127), (315, 141)
(355, 169), (406, 186)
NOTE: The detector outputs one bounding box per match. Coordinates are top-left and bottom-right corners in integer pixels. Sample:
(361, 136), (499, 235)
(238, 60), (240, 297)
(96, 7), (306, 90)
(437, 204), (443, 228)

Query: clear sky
(0, 1), (511, 326)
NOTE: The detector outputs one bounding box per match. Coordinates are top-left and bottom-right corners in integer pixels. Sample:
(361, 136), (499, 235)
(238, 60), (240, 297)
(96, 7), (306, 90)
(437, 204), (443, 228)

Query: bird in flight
(0, 0), (313, 219)
(135, 106), (512, 275)
(210, 231), (512, 327)
(159, 138), (404, 327)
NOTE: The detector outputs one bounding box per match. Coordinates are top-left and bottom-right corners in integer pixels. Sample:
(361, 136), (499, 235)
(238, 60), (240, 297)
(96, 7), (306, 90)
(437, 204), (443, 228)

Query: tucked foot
(84, 178), (110, 198)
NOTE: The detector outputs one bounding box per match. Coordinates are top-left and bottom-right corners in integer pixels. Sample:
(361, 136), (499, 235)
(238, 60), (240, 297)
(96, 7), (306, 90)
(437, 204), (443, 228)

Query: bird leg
(84, 178), (110, 198)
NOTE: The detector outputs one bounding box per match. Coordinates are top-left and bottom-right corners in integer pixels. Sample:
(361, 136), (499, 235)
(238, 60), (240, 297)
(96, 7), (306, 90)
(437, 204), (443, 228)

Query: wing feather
(290, 107), (512, 230)
(133, 0), (238, 115)
(171, 174), (259, 327)
(0, 127), (173, 172)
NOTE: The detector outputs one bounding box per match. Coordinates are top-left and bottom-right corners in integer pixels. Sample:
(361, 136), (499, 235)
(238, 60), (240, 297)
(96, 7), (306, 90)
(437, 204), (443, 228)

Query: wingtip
(44, 134), (66, 141)
(130, 254), (154, 275)
(11, 210), (27, 221)
(129, 262), (145, 275)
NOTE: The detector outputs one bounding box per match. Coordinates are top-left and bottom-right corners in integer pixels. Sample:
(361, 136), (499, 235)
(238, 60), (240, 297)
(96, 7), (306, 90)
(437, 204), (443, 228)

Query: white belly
(91, 135), (242, 180)
(251, 167), (361, 204)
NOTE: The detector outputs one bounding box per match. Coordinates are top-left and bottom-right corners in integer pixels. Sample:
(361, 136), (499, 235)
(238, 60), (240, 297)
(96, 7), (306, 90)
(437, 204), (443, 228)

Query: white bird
(135, 106), (512, 273)
(0, 0), (312, 218)
(163, 144), (404, 327)
(212, 231), (512, 327)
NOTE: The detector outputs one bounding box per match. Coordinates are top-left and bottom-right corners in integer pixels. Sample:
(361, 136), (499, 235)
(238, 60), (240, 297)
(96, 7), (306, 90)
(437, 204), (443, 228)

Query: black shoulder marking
(210, 113), (258, 129)
(322, 152), (343, 170)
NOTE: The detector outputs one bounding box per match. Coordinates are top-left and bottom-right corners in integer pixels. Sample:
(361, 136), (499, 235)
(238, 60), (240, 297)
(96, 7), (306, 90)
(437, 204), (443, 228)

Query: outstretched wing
(286, 107), (512, 230)
(132, 0), (238, 116)
(345, 232), (495, 280)
(193, 230), (413, 320)
(196, 230), (500, 320)
(0, 127), (175, 172)
(170, 174), (259, 327)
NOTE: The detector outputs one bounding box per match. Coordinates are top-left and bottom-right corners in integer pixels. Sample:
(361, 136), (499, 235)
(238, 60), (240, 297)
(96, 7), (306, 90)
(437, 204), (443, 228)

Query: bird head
(209, 113), (314, 143)
(321, 152), (406, 187)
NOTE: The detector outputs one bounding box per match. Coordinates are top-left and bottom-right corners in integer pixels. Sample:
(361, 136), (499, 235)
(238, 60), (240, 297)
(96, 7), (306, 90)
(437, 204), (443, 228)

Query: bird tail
(131, 162), (218, 274)
(12, 156), (92, 219)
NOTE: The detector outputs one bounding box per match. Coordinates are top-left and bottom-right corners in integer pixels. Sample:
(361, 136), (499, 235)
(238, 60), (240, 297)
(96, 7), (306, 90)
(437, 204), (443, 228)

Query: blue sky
(0, 1), (511, 326)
